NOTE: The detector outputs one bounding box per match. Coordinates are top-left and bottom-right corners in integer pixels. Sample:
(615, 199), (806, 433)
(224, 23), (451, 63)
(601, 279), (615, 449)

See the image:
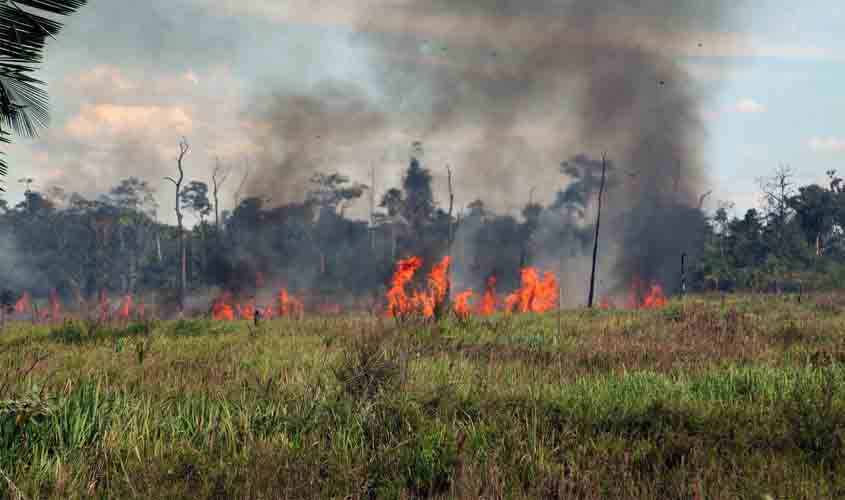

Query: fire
(277, 289), (304, 317)
(428, 256), (451, 306)
(505, 267), (559, 314)
(628, 277), (668, 310)
(386, 256), (424, 319)
(237, 299), (256, 320)
(452, 289), (474, 318)
(212, 293), (236, 321)
(14, 292), (31, 314)
(616, 277), (671, 310)
(641, 283), (668, 309)
(119, 295), (133, 319)
(599, 296), (613, 310)
(386, 259), (561, 319)
(478, 276), (497, 315)
(387, 256), (454, 320)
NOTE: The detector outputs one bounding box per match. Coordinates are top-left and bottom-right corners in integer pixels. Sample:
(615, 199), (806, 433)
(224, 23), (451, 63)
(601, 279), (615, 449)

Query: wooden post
(680, 252), (687, 298)
(587, 154), (607, 309)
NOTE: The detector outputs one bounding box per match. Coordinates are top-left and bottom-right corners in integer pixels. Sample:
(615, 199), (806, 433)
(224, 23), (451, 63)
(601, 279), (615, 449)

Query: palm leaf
(0, 0), (87, 187)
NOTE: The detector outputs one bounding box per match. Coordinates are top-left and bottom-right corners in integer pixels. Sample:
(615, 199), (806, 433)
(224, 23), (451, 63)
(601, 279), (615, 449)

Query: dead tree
(212, 157), (230, 236)
(165, 138), (189, 314)
(587, 154), (608, 309)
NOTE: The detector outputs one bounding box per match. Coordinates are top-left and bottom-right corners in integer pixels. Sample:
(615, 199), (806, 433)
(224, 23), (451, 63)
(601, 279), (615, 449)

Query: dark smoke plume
(245, 0), (743, 295)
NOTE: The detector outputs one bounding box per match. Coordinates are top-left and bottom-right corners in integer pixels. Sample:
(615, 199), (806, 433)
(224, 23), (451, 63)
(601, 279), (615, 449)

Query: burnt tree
(165, 138), (189, 313)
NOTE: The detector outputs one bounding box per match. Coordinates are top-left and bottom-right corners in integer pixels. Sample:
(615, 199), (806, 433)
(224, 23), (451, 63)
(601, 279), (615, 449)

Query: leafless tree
(212, 158), (230, 234)
(165, 138), (189, 313)
(758, 164), (796, 240)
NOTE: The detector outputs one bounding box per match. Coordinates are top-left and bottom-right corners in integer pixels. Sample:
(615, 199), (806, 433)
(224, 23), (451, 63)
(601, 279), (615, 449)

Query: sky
(3, 0), (845, 223)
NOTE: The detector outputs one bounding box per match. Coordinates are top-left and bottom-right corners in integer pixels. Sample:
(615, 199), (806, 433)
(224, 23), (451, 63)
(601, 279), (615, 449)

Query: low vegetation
(2, 294), (845, 499)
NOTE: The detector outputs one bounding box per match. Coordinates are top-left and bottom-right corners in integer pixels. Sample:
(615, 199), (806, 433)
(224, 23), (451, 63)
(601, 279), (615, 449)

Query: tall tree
(0, 0), (88, 187)
(401, 143), (435, 235)
(165, 138), (189, 313)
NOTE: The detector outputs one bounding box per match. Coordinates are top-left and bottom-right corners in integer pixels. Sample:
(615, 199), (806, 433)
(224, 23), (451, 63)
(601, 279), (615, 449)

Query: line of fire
(6, 255), (667, 324)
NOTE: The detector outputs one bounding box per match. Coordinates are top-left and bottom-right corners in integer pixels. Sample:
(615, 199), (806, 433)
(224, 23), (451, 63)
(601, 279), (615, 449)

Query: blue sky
(3, 0), (845, 222)
(703, 1), (845, 213)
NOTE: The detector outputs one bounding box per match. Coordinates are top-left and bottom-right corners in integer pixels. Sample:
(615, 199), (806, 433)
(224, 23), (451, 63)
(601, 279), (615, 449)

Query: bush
(334, 334), (405, 400)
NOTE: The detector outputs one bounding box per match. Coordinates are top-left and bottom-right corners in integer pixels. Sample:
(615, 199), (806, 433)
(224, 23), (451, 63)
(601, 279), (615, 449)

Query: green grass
(1, 294), (845, 498)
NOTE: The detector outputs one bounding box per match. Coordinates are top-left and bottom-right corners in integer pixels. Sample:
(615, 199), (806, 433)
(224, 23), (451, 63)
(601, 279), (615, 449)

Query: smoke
(243, 0), (742, 296)
(244, 82), (389, 206)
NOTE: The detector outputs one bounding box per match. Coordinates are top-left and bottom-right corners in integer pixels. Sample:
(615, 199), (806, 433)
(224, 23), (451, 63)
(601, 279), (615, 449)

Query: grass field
(1, 294), (845, 499)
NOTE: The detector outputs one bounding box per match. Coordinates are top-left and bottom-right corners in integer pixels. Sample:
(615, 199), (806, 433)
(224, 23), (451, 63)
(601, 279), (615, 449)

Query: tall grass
(0, 294), (844, 498)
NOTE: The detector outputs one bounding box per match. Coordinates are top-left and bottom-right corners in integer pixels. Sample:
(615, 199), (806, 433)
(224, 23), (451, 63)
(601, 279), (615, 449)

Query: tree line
(2, 147), (844, 313)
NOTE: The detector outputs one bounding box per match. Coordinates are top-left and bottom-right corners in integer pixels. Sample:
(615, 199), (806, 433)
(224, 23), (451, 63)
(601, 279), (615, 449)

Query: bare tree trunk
(587, 154), (608, 309)
(165, 138), (189, 314)
(212, 158), (229, 237)
(444, 164), (456, 313)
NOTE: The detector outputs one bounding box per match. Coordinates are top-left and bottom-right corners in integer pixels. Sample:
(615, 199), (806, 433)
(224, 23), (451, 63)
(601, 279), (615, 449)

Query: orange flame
(505, 268), (559, 314)
(627, 277), (668, 310)
(386, 256), (424, 318)
(212, 294), (236, 321)
(238, 299), (256, 320)
(478, 276), (497, 315)
(14, 292), (30, 314)
(385, 256), (458, 319)
(428, 256), (451, 307)
(119, 295), (133, 319)
(641, 283), (668, 309)
(277, 289), (303, 317)
(452, 289), (474, 318)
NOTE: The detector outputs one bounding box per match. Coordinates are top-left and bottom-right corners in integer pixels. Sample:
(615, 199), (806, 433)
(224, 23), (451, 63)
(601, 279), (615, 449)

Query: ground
(1, 294), (845, 499)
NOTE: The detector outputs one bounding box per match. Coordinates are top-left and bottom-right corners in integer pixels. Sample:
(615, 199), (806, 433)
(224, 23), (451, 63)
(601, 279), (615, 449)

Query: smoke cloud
(244, 0), (743, 296)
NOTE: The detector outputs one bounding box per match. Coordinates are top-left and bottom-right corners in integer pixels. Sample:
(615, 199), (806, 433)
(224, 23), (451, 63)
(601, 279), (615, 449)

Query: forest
(2, 148), (843, 315)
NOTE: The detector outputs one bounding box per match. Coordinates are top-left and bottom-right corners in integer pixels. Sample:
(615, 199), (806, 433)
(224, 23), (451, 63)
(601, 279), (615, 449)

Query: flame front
(505, 268), (559, 314)
(478, 276), (497, 315)
(277, 289), (304, 317)
(452, 289), (474, 318)
(119, 295), (133, 319)
(641, 283), (668, 309)
(212, 293), (236, 321)
(386, 256), (424, 318)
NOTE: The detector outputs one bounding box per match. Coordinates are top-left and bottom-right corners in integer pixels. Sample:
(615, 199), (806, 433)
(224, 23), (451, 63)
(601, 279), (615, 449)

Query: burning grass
(0, 293), (844, 498)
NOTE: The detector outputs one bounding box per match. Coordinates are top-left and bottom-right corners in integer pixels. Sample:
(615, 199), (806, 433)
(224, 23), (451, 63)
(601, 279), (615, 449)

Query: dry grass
(0, 293), (844, 498)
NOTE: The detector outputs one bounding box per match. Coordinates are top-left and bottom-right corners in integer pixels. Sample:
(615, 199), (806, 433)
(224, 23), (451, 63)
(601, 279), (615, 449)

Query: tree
(379, 188), (404, 218)
(0, 0), (88, 187)
(789, 184), (836, 257)
(212, 159), (229, 234)
(401, 145), (435, 234)
(307, 172), (368, 218)
(164, 138), (189, 313)
(181, 180), (212, 278)
(181, 181), (211, 224)
(106, 177), (157, 293)
(758, 165), (796, 246)
(306, 172), (368, 276)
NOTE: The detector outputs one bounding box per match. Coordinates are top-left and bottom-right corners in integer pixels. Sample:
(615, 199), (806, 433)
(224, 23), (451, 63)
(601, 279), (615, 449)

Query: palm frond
(0, 0), (87, 184)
